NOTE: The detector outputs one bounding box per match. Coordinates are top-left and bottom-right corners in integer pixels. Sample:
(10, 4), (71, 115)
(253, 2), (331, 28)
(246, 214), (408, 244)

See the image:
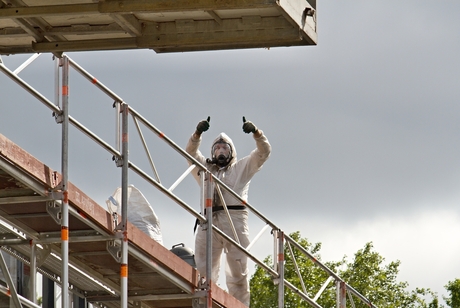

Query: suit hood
(211, 132), (237, 166)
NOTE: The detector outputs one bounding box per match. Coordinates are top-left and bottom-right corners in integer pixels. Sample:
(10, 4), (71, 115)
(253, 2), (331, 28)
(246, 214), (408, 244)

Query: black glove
(196, 116), (210, 134)
(242, 116), (258, 134)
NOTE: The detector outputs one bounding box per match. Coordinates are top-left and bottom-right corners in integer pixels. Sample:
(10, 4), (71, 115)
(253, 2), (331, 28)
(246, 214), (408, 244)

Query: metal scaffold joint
(192, 299), (205, 308)
(192, 290), (207, 308)
(114, 221), (126, 232)
(46, 201), (62, 225)
(113, 100), (123, 108)
(107, 239), (122, 263)
(53, 109), (64, 124)
(112, 154), (124, 167)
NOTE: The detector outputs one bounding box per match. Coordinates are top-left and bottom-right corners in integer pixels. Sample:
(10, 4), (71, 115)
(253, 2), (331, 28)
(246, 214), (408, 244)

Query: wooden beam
(109, 13), (143, 37)
(0, 4), (99, 19)
(43, 23), (124, 36)
(0, 0), (277, 19)
(98, 0), (276, 13)
(32, 16), (306, 53)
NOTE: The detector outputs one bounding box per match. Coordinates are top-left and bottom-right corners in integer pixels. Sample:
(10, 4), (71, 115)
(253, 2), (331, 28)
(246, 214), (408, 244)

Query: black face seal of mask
(215, 154), (230, 167)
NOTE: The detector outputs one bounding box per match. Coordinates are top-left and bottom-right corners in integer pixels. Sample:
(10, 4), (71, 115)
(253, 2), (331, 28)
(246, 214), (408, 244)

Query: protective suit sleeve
(185, 134), (207, 183)
(248, 130), (271, 171)
(233, 130), (271, 187)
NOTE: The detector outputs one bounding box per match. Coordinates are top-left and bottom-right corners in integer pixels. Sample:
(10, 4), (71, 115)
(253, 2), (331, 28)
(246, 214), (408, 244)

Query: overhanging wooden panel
(0, 0), (317, 55)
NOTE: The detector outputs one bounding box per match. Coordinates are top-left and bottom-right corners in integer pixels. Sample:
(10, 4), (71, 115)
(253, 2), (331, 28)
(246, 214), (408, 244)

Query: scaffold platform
(0, 133), (246, 308)
(0, 0), (317, 55)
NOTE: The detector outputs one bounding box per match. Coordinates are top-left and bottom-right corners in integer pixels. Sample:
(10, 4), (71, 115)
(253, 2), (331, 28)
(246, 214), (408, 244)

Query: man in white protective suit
(186, 116), (271, 306)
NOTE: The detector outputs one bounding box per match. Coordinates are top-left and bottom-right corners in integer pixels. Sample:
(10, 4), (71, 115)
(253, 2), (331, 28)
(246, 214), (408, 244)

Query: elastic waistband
(195, 205), (247, 232)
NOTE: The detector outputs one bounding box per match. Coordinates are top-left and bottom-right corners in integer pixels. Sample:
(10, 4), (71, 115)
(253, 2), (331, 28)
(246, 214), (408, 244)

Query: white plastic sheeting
(107, 185), (163, 245)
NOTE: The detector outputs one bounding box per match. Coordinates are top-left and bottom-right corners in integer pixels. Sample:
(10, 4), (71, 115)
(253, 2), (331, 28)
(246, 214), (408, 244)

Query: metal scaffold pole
(29, 240), (37, 304)
(277, 231), (285, 308)
(120, 103), (129, 308)
(337, 281), (346, 308)
(204, 171), (213, 308)
(60, 55), (70, 308)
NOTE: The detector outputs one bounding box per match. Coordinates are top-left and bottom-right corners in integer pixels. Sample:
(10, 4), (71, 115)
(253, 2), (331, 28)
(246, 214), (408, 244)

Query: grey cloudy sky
(1, 0), (459, 304)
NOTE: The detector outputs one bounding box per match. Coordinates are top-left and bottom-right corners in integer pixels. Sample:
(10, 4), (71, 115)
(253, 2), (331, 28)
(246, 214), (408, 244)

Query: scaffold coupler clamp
(52, 108), (64, 124)
(112, 154), (124, 167)
(107, 196), (120, 230)
(192, 276), (208, 308)
(46, 186), (65, 224)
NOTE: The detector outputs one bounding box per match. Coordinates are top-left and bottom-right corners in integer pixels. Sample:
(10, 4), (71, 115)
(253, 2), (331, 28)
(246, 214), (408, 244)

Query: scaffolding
(0, 53), (378, 308)
(0, 1), (378, 307)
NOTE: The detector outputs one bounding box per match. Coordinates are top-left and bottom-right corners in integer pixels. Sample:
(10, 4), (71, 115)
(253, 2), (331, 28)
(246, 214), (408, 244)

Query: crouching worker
(185, 116), (271, 306)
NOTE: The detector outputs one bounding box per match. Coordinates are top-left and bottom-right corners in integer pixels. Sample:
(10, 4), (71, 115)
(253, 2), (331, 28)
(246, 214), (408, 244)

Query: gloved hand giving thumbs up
(242, 116), (258, 134)
(195, 116), (210, 135)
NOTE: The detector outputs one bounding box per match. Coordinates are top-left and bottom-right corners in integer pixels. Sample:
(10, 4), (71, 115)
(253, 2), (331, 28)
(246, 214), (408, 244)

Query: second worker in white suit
(186, 116), (271, 306)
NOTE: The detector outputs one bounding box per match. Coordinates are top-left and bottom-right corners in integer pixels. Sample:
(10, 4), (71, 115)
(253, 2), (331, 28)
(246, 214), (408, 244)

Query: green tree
(339, 242), (438, 308)
(250, 231), (342, 308)
(250, 232), (439, 308)
(444, 279), (460, 308)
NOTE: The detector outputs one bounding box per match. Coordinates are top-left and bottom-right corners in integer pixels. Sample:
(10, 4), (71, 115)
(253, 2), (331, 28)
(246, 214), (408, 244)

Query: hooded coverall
(186, 131), (271, 306)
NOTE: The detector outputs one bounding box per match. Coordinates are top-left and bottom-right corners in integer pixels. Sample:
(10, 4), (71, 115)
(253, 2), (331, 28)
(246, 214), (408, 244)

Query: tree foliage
(444, 279), (460, 308)
(250, 232), (440, 308)
(250, 231), (340, 308)
(339, 242), (438, 308)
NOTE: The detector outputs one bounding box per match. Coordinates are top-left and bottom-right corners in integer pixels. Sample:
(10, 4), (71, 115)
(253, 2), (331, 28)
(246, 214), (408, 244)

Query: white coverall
(186, 131), (271, 306)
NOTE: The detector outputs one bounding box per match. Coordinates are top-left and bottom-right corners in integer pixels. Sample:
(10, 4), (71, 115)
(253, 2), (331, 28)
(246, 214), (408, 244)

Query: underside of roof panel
(0, 0), (317, 55)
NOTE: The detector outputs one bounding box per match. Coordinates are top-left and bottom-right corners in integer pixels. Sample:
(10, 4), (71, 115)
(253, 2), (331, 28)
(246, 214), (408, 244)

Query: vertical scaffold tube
(278, 231), (285, 308)
(54, 57), (60, 108)
(337, 280), (346, 308)
(204, 171), (213, 308)
(61, 55), (70, 308)
(273, 230), (279, 273)
(30, 240), (37, 304)
(120, 103), (129, 308)
(115, 102), (121, 152)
